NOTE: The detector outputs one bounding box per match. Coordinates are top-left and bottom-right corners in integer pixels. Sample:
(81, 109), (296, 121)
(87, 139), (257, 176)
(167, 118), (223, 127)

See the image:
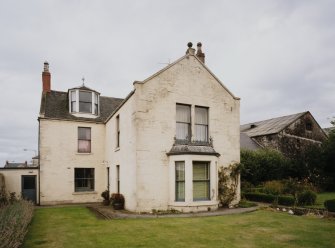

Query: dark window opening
(306, 122), (313, 131)
(75, 168), (94, 192)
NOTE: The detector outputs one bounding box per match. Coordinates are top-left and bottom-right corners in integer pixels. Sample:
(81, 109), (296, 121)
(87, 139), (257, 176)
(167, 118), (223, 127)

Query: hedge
(243, 192), (276, 203)
(324, 199), (335, 212)
(278, 195), (295, 206)
(244, 192), (295, 206)
(0, 200), (34, 248)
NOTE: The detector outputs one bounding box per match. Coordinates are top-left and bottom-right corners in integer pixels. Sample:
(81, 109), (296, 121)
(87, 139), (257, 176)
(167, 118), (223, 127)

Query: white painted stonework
(3, 52), (240, 212)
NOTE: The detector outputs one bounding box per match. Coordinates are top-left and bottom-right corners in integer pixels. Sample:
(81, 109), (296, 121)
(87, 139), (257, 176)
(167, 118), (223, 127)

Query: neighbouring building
(240, 112), (328, 157)
(1, 43), (241, 212)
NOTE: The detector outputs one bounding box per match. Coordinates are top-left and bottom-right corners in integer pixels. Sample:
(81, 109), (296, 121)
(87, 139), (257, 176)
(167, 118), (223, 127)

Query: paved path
(87, 204), (259, 219)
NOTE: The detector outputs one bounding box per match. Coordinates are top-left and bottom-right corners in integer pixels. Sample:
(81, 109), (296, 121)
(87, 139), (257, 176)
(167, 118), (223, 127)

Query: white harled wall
(39, 119), (106, 205)
(127, 55), (240, 212)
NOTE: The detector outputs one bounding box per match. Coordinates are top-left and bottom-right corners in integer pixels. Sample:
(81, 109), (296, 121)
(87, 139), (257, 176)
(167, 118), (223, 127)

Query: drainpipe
(38, 118), (41, 205)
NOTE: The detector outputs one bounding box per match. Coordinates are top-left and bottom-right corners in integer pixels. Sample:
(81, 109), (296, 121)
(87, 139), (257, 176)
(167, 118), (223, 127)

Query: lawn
(307, 192), (335, 209)
(24, 206), (335, 248)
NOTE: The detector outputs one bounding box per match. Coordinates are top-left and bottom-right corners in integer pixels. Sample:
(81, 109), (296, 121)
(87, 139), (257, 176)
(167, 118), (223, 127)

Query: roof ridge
(242, 111), (308, 126)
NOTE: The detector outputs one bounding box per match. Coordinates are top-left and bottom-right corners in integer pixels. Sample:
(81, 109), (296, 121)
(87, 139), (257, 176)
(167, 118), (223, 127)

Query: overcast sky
(0, 0), (334, 166)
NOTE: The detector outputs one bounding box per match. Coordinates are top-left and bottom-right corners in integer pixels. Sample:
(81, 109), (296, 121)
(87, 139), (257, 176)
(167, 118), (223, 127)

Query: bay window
(69, 89), (99, 115)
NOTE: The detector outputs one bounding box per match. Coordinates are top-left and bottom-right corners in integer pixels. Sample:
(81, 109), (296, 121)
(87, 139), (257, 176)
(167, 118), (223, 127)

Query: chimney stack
(185, 42), (196, 55)
(196, 42), (205, 63)
(42, 61), (51, 93)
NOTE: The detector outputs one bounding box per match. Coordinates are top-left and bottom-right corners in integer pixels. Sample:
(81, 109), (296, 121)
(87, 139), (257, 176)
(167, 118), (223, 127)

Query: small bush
(244, 192), (276, 203)
(0, 200), (34, 248)
(324, 199), (335, 212)
(238, 200), (257, 208)
(110, 193), (125, 210)
(263, 180), (284, 195)
(297, 190), (317, 206)
(278, 195), (295, 206)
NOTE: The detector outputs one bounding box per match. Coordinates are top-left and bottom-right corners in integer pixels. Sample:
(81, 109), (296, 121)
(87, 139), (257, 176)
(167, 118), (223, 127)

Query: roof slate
(40, 90), (124, 123)
(167, 144), (220, 157)
(240, 112), (307, 137)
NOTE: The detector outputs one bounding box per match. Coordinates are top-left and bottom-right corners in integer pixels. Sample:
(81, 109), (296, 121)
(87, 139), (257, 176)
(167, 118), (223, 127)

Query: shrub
(324, 199), (335, 212)
(278, 195), (295, 206)
(297, 190), (317, 206)
(0, 200), (34, 248)
(101, 190), (110, 206)
(110, 193), (125, 210)
(263, 180), (284, 195)
(243, 192), (276, 203)
(238, 200), (257, 208)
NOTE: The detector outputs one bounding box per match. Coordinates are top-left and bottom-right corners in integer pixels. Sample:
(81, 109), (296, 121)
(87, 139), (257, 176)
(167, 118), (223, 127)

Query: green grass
(306, 192), (335, 209)
(24, 206), (335, 248)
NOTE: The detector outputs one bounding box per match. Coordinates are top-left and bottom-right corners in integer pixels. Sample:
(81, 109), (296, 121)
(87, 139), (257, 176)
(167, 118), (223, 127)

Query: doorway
(21, 175), (36, 204)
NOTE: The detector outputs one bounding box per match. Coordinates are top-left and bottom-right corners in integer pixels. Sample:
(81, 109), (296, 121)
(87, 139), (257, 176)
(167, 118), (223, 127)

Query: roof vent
(250, 124), (257, 128)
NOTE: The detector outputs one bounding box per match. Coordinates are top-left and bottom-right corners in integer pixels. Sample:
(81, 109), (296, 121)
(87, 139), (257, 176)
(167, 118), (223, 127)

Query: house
(240, 112), (327, 157)
(1, 43), (240, 212)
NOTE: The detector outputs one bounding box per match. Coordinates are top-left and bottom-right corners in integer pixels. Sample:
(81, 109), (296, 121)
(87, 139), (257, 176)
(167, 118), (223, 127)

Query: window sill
(76, 152), (92, 155)
(72, 191), (97, 195)
(114, 147), (120, 152)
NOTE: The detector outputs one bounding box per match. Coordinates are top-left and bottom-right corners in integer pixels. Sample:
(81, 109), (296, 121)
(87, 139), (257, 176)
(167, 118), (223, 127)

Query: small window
(70, 91), (77, 113)
(75, 168), (94, 192)
(116, 115), (120, 148)
(94, 94), (99, 115)
(176, 104), (191, 141)
(79, 91), (92, 113)
(175, 162), (185, 201)
(195, 106), (208, 142)
(193, 162), (210, 201)
(116, 165), (120, 193)
(306, 122), (313, 131)
(78, 127), (91, 153)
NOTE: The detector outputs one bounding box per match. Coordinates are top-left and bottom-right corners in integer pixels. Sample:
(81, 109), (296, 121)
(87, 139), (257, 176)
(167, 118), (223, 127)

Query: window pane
(175, 162), (185, 181)
(71, 91), (76, 101)
(176, 182), (185, 201)
(176, 123), (190, 140)
(78, 128), (91, 140)
(71, 102), (77, 112)
(94, 104), (98, 115)
(176, 104), (191, 123)
(193, 163), (209, 180)
(195, 107), (208, 125)
(193, 181), (209, 200)
(175, 162), (185, 201)
(79, 102), (92, 113)
(75, 168), (94, 192)
(195, 125), (208, 142)
(79, 91), (92, 103)
(23, 177), (35, 189)
(78, 140), (91, 153)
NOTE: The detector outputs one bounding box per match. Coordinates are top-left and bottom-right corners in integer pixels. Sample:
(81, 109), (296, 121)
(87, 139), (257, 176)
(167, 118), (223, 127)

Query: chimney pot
(196, 42), (205, 63)
(42, 61), (51, 93)
(186, 42), (196, 55)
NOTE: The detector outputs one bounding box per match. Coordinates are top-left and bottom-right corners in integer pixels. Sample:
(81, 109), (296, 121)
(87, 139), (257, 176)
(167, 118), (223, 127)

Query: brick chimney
(42, 61), (51, 93)
(185, 42), (196, 55)
(196, 42), (205, 63)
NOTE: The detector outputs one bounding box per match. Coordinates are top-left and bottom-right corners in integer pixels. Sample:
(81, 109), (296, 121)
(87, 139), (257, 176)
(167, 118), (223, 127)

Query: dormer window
(69, 87), (100, 117)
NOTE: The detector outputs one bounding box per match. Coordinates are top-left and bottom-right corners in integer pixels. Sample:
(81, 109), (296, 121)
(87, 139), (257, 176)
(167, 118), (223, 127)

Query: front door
(21, 175), (36, 204)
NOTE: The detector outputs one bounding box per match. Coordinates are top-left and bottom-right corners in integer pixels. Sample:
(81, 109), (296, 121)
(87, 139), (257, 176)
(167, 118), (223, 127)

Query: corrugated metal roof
(240, 112), (307, 137)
